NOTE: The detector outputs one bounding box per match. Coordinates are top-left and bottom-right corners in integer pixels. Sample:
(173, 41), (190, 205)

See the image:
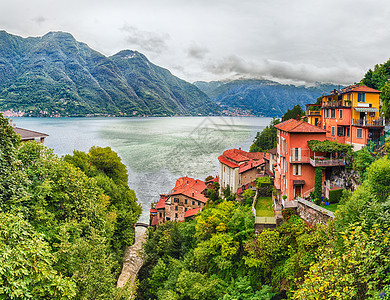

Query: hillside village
(150, 84), (386, 229)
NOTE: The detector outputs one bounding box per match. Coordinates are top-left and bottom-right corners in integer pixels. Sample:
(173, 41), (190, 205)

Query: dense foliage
(0, 113), (141, 299)
(281, 104), (304, 121)
(140, 136), (390, 299)
(362, 58), (390, 119)
(250, 118), (280, 152)
(308, 139), (353, 154)
(195, 79), (339, 117)
(0, 31), (219, 117)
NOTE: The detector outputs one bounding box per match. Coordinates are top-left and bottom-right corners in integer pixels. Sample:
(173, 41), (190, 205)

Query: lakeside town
(149, 84), (386, 230)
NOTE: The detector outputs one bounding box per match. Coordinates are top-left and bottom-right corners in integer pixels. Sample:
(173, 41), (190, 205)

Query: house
(305, 103), (322, 127)
(275, 119), (328, 201)
(218, 148), (266, 195)
(319, 85), (384, 151)
(150, 177), (207, 226)
(13, 127), (49, 144)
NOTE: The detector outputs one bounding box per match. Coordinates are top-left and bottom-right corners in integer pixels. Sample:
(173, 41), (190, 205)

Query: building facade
(306, 85), (384, 151)
(150, 177), (207, 226)
(218, 148), (266, 195)
(275, 119), (328, 201)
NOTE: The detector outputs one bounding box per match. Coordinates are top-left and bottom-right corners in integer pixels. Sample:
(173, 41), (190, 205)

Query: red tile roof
(150, 208), (157, 213)
(268, 147), (277, 155)
(169, 177), (208, 203)
(184, 207), (201, 218)
(239, 159), (265, 174)
(338, 84), (381, 94)
(223, 149), (250, 163)
(156, 195), (168, 209)
(218, 155), (239, 168)
(275, 119), (326, 133)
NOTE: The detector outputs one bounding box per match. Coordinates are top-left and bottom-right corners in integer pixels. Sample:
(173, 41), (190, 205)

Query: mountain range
(0, 31), (218, 117)
(194, 79), (341, 117)
(0, 31), (343, 118)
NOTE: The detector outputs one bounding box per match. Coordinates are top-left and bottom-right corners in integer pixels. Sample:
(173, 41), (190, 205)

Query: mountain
(194, 79), (341, 117)
(0, 31), (219, 117)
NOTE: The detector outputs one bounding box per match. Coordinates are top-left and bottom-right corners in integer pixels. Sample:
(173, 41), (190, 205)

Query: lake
(11, 116), (271, 222)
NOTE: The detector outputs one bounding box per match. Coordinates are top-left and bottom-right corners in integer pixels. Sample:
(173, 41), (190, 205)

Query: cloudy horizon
(1, 0), (390, 86)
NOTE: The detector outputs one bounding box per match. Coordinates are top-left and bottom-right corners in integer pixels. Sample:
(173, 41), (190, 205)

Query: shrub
(328, 188), (344, 204)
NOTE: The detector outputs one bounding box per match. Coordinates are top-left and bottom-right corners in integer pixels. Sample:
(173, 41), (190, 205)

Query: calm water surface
(12, 116), (271, 222)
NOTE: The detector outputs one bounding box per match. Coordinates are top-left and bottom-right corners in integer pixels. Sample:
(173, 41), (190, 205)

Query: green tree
(314, 167), (323, 203)
(282, 104), (304, 121)
(0, 211), (76, 299)
(250, 118), (280, 152)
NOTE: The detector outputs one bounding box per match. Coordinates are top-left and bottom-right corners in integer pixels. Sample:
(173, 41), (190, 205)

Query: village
(149, 84), (386, 230)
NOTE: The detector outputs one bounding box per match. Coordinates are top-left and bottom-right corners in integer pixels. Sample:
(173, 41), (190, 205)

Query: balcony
(322, 101), (351, 108)
(310, 157), (345, 167)
(307, 110), (321, 117)
(352, 118), (385, 127)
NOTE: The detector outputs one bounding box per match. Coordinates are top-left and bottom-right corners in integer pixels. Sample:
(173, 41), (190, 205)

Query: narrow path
(117, 226), (148, 296)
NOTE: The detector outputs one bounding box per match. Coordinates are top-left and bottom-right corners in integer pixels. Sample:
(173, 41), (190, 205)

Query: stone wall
(296, 197), (334, 226)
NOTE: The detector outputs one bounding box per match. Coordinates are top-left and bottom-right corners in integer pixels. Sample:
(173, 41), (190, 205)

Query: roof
(184, 207), (201, 218)
(169, 177), (208, 203)
(338, 84), (381, 94)
(13, 127), (49, 140)
(223, 149), (250, 163)
(239, 159), (265, 174)
(156, 195), (168, 209)
(275, 119), (326, 134)
(150, 208), (157, 213)
(218, 155), (239, 168)
(268, 147), (277, 155)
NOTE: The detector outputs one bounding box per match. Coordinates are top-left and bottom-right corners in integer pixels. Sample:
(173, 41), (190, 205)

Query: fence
(366, 131), (390, 152)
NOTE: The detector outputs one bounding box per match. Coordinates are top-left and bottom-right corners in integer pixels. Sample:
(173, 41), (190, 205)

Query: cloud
(121, 25), (170, 53)
(32, 16), (47, 25)
(187, 45), (209, 60)
(204, 55), (363, 85)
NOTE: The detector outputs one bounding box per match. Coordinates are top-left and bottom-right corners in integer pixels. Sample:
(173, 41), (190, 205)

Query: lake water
(11, 116), (271, 222)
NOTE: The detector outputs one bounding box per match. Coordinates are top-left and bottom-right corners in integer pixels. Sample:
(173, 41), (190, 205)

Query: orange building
(319, 85), (384, 150)
(150, 177), (207, 226)
(275, 119), (328, 201)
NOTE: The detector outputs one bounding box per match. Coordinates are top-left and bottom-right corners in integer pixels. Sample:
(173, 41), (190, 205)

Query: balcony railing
(307, 111), (321, 116)
(352, 118), (385, 127)
(310, 157), (345, 167)
(322, 101), (351, 108)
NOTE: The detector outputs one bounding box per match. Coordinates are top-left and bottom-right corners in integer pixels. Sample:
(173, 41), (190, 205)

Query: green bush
(328, 188), (344, 204)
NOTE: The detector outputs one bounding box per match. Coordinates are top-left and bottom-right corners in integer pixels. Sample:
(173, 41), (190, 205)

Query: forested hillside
(137, 141), (390, 299)
(194, 79), (339, 117)
(0, 114), (141, 299)
(0, 31), (219, 117)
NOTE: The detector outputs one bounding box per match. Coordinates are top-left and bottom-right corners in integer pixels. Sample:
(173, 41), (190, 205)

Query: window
(293, 164), (301, 176)
(166, 217), (171, 221)
(323, 124), (326, 130)
(184, 199), (188, 204)
(292, 148), (301, 161)
(346, 93), (351, 100)
(339, 109), (343, 119)
(346, 127), (350, 137)
(331, 126), (335, 136)
(358, 93), (365, 102)
(192, 200), (195, 205)
(357, 128), (363, 138)
(159, 212), (162, 218)
(175, 206), (178, 211)
(326, 109), (329, 118)
(185, 208), (187, 212)
(337, 126), (345, 136)
(369, 112), (375, 118)
(175, 213), (178, 218)
(174, 198), (179, 203)
(331, 109), (335, 118)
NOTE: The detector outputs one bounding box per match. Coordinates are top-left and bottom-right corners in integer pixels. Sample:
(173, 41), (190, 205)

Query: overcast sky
(1, 0), (390, 85)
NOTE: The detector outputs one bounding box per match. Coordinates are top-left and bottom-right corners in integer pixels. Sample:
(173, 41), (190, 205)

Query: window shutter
(298, 165), (301, 176)
(298, 148), (301, 161)
(292, 148), (296, 161)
